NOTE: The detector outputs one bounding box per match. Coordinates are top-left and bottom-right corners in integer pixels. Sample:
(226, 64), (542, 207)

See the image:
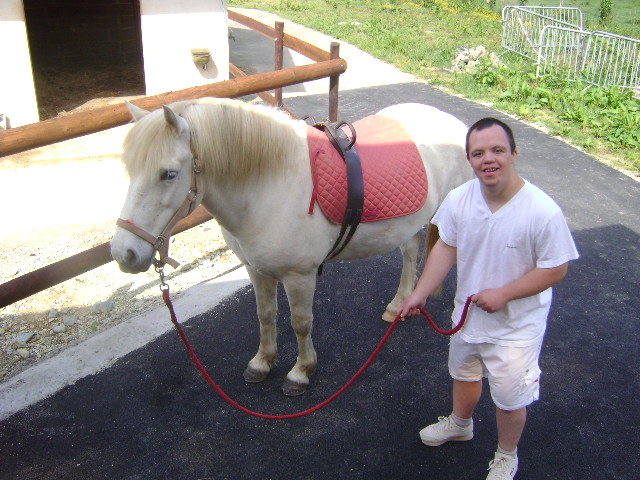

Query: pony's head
(111, 97), (301, 273)
(111, 102), (199, 273)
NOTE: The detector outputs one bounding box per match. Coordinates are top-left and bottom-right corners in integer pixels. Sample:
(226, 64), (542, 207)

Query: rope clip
(154, 262), (169, 291)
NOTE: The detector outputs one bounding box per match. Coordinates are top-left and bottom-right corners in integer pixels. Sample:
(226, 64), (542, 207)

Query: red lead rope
(420, 295), (474, 335)
(162, 288), (473, 419)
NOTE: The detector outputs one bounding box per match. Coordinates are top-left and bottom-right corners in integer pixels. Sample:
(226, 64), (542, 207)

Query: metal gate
(502, 5), (640, 98)
(501, 5), (585, 60)
(536, 28), (640, 97)
(534, 25), (589, 76)
(578, 31), (639, 95)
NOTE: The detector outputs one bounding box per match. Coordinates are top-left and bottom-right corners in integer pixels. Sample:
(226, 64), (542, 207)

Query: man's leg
(419, 379), (481, 446)
(486, 407), (524, 479)
(419, 338), (484, 447)
(496, 406), (527, 452)
(453, 379), (482, 419)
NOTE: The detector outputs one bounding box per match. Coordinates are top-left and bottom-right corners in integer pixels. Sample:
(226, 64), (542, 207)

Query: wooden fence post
(275, 21), (285, 108)
(329, 42), (341, 122)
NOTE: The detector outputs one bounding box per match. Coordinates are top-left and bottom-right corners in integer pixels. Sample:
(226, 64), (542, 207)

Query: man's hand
(398, 293), (427, 319)
(471, 289), (508, 313)
(472, 263), (569, 313)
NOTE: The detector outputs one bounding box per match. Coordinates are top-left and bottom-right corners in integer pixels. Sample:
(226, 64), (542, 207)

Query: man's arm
(472, 263), (569, 313)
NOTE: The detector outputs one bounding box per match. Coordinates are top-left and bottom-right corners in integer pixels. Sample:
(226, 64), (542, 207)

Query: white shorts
(448, 333), (543, 411)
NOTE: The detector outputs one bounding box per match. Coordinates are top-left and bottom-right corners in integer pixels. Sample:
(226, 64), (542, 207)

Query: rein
(160, 280), (473, 420)
(120, 110), (473, 418)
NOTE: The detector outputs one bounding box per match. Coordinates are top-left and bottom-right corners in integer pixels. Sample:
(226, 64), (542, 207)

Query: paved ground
(1, 8), (640, 480)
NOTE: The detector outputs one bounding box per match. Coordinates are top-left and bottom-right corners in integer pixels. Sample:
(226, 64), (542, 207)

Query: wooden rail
(0, 207), (212, 309)
(0, 59), (345, 158)
(227, 11), (341, 121)
(228, 10), (330, 62)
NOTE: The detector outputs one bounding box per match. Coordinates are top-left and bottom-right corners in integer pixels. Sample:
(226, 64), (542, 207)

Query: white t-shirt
(432, 179), (579, 346)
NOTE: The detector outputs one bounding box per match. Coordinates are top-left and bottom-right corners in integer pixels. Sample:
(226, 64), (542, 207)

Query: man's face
(467, 124), (518, 191)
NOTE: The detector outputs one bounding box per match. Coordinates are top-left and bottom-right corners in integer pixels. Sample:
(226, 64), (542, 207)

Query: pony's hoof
(382, 309), (398, 322)
(243, 367), (268, 383)
(282, 378), (308, 397)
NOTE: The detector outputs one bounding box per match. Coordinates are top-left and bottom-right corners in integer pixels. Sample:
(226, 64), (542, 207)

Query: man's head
(465, 117), (516, 159)
(465, 117), (522, 199)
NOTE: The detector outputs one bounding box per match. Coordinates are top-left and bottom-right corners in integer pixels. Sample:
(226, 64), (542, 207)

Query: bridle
(116, 145), (204, 270)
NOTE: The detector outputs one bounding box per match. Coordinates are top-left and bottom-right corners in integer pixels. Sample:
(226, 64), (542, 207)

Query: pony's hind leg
(280, 272), (318, 396)
(243, 266), (279, 383)
(382, 230), (423, 322)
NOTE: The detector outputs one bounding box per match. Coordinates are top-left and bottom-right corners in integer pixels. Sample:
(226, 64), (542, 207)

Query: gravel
(0, 218), (240, 383)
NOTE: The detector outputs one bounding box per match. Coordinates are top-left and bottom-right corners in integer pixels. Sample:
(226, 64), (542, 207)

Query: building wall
(139, 0), (229, 96)
(0, 0), (39, 127)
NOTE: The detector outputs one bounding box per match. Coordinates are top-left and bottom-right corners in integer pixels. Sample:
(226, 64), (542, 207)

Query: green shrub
(600, 0), (613, 22)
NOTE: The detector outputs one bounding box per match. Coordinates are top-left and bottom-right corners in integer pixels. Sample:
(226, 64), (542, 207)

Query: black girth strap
(309, 119), (364, 273)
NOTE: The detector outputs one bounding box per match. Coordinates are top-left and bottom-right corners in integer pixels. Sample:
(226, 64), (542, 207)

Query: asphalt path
(1, 81), (639, 480)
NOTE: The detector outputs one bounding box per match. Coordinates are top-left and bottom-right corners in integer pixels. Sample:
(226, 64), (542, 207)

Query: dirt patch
(32, 63), (146, 121)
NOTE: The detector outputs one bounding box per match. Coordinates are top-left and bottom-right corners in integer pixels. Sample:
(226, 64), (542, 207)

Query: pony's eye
(160, 170), (179, 181)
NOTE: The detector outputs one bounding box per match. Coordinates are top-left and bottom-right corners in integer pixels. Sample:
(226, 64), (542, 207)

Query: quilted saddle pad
(307, 114), (427, 224)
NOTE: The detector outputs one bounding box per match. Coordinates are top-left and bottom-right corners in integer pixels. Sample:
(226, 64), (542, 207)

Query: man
(399, 117), (579, 479)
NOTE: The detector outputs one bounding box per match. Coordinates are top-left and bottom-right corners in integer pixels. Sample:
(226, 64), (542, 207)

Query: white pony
(111, 98), (472, 396)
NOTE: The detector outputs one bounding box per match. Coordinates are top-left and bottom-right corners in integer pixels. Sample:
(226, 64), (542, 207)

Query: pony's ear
(163, 105), (189, 135)
(126, 101), (150, 121)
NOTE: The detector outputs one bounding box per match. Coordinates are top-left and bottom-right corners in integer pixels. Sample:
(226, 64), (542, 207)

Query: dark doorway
(23, 0), (146, 120)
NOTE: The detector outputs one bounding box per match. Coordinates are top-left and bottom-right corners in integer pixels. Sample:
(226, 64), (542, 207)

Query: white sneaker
(419, 415), (473, 446)
(486, 451), (518, 479)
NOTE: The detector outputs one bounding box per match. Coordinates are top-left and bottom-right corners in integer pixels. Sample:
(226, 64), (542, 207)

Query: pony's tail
(419, 224), (443, 297)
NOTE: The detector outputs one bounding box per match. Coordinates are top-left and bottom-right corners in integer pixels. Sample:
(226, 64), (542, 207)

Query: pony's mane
(122, 107), (187, 181)
(122, 98), (301, 184)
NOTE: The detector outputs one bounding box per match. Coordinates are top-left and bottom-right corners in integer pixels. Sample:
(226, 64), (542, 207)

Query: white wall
(0, 0), (39, 127)
(139, 0), (229, 96)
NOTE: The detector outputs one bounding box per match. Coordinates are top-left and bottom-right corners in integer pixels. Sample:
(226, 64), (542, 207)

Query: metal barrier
(581, 31), (640, 94)
(535, 25), (589, 77)
(536, 27), (640, 96)
(501, 5), (585, 60)
(502, 6), (639, 97)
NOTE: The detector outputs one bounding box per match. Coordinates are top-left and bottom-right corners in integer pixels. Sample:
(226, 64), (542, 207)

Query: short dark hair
(465, 117), (516, 158)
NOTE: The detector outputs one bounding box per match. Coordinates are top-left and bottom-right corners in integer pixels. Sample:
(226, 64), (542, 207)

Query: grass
(491, 0), (640, 38)
(229, 0), (640, 177)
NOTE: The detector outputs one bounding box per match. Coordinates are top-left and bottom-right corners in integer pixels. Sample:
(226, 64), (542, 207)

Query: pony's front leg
(281, 272), (318, 396)
(243, 266), (279, 383)
(382, 231), (422, 322)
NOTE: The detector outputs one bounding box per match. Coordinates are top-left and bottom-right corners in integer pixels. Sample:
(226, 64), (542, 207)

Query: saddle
(307, 118), (364, 265)
(306, 114), (428, 272)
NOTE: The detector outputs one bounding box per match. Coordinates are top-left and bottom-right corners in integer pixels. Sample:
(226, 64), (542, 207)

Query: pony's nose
(124, 249), (138, 266)
(118, 249), (148, 273)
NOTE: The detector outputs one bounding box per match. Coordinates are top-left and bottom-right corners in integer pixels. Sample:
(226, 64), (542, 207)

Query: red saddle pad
(307, 114), (427, 224)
